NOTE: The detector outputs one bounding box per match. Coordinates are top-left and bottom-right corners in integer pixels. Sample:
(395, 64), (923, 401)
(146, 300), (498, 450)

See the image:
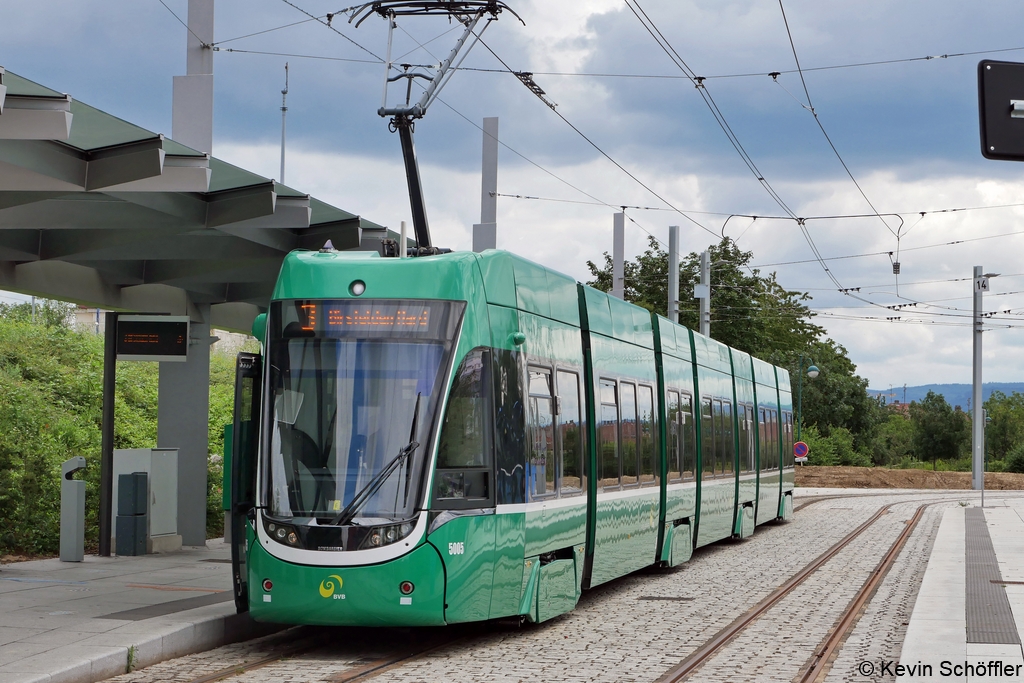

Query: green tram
(228, 248), (795, 626)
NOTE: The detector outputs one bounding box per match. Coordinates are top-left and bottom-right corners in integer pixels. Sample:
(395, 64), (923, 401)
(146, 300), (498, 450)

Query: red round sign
(794, 441), (809, 458)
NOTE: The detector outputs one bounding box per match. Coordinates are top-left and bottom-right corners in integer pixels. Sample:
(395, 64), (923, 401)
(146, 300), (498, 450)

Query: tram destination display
(116, 315), (190, 362)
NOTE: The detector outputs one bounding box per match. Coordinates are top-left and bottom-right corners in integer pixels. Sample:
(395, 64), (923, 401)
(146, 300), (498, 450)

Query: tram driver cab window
(435, 348), (494, 509)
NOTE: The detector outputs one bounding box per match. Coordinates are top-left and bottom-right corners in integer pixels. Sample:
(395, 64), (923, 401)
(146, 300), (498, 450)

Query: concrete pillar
(158, 304), (211, 546)
(172, 0), (215, 154)
(473, 117), (498, 253)
(612, 213), (625, 299)
(668, 225), (679, 323)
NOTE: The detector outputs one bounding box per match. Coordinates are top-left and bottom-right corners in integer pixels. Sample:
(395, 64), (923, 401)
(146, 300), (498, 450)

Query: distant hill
(867, 383), (1024, 410)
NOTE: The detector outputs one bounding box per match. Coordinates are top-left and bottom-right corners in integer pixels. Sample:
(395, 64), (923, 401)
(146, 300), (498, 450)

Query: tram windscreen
(263, 299), (464, 526)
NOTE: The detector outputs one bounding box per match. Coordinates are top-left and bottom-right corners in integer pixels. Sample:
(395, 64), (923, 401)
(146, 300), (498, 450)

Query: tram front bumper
(248, 540), (446, 627)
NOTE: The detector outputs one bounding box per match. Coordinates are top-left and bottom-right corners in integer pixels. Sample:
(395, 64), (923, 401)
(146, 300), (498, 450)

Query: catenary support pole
(972, 265), (985, 493)
(699, 250), (711, 336)
(280, 63), (288, 185)
(473, 116), (498, 252)
(172, 0), (215, 155)
(668, 225), (679, 324)
(612, 213), (625, 299)
(98, 312), (118, 557)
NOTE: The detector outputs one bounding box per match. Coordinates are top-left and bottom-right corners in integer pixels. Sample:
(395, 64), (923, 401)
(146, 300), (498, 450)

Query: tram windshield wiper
(329, 393), (421, 527)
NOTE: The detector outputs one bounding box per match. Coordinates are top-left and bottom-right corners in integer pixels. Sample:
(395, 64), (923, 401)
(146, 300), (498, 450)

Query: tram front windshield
(264, 299), (464, 527)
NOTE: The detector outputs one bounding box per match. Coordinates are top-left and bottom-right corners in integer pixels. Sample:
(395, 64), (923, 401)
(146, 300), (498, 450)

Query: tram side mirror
(252, 313), (267, 344)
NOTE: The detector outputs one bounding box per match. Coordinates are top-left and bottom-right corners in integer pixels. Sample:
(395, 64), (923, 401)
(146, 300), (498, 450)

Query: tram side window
(667, 390), (681, 481)
(737, 405), (751, 473)
(721, 401), (734, 476)
(639, 385), (656, 485)
(701, 397), (715, 480)
(599, 380), (619, 489)
(493, 349), (525, 505)
(527, 367), (556, 498)
(758, 408), (769, 471)
(782, 411), (794, 469)
(437, 349), (491, 468)
(681, 394), (695, 480)
(620, 383), (639, 486)
(557, 371), (584, 495)
(712, 400), (725, 478)
(769, 409), (779, 470)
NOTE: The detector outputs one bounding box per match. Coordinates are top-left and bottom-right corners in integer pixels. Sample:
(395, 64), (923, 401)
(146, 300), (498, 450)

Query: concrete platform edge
(0, 612), (285, 683)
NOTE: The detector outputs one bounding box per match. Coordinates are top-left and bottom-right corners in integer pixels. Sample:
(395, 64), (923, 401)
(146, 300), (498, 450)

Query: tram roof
(0, 68), (391, 332)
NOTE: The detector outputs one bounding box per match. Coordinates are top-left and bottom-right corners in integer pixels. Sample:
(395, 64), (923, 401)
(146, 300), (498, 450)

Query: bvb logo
(319, 574), (344, 598)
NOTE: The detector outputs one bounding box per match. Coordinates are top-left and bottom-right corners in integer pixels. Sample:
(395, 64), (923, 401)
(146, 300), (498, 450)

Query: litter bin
(60, 457), (87, 562)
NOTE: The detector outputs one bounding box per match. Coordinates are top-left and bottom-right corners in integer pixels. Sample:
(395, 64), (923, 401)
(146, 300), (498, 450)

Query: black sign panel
(116, 316), (190, 362)
(979, 60), (1024, 161)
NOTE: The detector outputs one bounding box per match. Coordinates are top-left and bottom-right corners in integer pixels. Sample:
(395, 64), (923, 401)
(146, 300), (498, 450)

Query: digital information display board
(116, 315), (190, 362)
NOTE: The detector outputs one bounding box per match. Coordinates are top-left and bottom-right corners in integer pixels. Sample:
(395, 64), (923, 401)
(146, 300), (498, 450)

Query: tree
(870, 412), (915, 466)
(585, 237), (885, 464)
(982, 391), (1024, 461)
(586, 236), (823, 358)
(909, 391), (970, 469)
(768, 338), (884, 450)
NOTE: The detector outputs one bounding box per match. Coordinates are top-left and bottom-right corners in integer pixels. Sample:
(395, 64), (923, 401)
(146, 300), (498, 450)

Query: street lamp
(796, 357), (819, 442)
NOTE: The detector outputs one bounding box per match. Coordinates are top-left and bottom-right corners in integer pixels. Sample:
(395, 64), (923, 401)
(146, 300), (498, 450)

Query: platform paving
(901, 497), (1024, 682)
(0, 540), (278, 683)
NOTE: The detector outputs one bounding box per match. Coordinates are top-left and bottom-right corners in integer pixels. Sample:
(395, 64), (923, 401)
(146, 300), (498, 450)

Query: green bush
(802, 425), (837, 466)
(1006, 443), (1024, 474)
(0, 303), (242, 554)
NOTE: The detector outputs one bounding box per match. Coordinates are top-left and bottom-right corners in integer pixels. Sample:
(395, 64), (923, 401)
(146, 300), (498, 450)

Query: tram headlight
(263, 518), (303, 548)
(358, 521), (416, 550)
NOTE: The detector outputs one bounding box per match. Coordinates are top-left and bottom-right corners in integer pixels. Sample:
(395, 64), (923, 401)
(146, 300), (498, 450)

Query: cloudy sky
(4, 0), (1024, 391)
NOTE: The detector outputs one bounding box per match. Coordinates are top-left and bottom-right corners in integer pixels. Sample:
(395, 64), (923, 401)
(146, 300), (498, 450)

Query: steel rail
(180, 630), (463, 683)
(795, 504), (927, 683)
(655, 503), (896, 682)
(325, 635), (465, 682)
(183, 633), (321, 683)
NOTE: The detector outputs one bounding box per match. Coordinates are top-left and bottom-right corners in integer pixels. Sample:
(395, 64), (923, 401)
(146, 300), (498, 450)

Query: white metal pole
(280, 63), (288, 185)
(400, 221), (407, 258)
(972, 265), (985, 494)
(668, 226), (679, 323)
(612, 213), (625, 300)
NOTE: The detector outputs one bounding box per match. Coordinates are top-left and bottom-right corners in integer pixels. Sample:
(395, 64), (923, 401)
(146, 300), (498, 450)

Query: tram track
(656, 492), (978, 683)
(175, 627), (470, 683)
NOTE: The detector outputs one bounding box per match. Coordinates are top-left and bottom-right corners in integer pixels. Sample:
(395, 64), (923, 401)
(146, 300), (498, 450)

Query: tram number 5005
(448, 542), (465, 556)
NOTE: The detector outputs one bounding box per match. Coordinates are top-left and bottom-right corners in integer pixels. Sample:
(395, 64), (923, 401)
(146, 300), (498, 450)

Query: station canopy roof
(0, 67), (391, 332)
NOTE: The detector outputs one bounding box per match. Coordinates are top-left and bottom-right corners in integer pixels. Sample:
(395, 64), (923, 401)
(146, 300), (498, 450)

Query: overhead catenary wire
(277, 0), (383, 61)
(156, 0), (210, 47)
(776, 0), (895, 240)
(454, 44), (1024, 81)
(212, 47), (380, 64)
(623, 0), (799, 221)
(211, 17), (319, 46)
(390, 26), (675, 248)
(619, 0), (857, 298)
(471, 34), (718, 239)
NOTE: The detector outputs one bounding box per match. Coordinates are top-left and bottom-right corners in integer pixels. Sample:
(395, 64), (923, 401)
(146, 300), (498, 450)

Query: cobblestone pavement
(102, 490), (988, 683)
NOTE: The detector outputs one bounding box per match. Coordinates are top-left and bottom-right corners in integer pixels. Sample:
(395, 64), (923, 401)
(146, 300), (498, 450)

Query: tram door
(230, 352), (262, 613)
